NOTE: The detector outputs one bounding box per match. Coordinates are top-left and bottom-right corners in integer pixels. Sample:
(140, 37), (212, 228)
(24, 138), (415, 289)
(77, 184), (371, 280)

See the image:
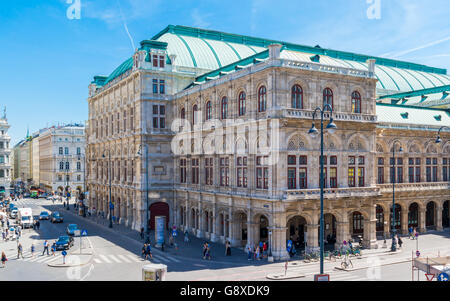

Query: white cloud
(191, 8), (211, 28)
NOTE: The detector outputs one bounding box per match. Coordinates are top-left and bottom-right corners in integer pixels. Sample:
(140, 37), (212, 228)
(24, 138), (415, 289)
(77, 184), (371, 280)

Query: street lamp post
(65, 155), (70, 211)
(102, 150), (113, 228)
(138, 144), (149, 243)
(435, 126), (449, 144)
(308, 103), (337, 275)
(390, 141), (403, 252)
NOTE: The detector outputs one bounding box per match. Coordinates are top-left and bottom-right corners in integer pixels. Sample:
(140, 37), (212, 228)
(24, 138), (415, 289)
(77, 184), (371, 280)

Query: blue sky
(1, 0), (449, 145)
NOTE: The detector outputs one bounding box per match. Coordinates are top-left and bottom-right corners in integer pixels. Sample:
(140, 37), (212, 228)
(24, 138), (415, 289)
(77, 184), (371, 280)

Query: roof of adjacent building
(94, 25), (450, 94)
(377, 85), (450, 109)
(376, 103), (450, 127)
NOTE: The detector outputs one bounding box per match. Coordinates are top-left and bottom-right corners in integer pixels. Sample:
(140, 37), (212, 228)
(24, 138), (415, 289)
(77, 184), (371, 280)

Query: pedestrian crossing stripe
(117, 255), (131, 263)
(99, 254), (112, 263)
(108, 255), (121, 263)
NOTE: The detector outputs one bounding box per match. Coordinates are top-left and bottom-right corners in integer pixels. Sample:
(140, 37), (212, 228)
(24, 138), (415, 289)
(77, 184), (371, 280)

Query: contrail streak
(387, 35), (450, 58)
(116, 0), (135, 51)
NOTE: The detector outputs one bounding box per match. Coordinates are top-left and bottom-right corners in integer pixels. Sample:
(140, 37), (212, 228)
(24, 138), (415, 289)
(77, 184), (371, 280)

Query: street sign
(314, 274), (330, 281)
(62, 250), (67, 256)
(437, 272), (449, 282)
(425, 274), (435, 281)
(74, 230), (81, 237)
(81, 229), (88, 236)
(416, 251), (420, 257)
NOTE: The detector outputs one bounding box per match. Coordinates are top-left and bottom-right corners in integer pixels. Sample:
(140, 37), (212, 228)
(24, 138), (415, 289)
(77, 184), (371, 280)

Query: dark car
(66, 224), (79, 236)
(39, 211), (50, 220)
(51, 212), (64, 223)
(55, 235), (74, 250)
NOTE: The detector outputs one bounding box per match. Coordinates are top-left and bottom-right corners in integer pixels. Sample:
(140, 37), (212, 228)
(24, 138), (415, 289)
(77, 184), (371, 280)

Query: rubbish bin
(142, 264), (167, 281)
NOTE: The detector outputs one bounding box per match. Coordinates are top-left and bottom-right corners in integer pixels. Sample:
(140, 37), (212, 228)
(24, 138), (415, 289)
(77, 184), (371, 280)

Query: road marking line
(108, 255), (122, 263)
(36, 255), (60, 263)
(99, 254), (112, 263)
(93, 258), (102, 263)
(127, 254), (143, 262)
(153, 254), (170, 262)
(117, 255), (131, 263)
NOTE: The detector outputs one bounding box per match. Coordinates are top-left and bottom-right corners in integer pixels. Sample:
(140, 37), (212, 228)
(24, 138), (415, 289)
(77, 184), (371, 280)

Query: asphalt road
(1, 197), (449, 281)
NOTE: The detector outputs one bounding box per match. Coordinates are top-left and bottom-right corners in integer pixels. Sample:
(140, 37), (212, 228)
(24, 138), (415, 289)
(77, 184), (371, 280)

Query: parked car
(51, 211), (64, 223)
(55, 235), (74, 250)
(66, 224), (79, 236)
(39, 211), (50, 220)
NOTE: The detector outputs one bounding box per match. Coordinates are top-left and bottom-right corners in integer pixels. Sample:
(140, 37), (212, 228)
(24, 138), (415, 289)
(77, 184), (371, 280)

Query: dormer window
(152, 54), (165, 68)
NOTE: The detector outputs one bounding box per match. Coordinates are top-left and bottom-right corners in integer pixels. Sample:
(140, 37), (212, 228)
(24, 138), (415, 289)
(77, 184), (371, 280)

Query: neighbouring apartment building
(0, 112), (12, 197)
(86, 25), (450, 259)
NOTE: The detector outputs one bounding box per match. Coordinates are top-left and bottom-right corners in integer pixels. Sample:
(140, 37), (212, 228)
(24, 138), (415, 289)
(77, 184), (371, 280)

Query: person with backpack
(145, 243), (153, 260)
(42, 240), (49, 255)
(17, 243), (24, 259)
(247, 245), (253, 260)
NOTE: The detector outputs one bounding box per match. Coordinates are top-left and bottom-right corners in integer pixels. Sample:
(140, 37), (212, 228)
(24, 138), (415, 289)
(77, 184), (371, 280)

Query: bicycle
(341, 252), (353, 269)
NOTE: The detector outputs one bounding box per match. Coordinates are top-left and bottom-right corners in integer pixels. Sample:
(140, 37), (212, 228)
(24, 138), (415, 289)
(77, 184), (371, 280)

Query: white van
(18, 208), (33, 228)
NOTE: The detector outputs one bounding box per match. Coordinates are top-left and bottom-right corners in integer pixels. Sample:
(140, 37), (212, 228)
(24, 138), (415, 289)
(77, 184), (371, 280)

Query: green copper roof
(376, 103), (450, 127)
(94, 25), (450, 92)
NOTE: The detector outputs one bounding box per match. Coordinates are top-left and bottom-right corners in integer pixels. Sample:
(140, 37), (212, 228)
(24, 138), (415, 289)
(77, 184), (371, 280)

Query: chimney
(268, 44), (283, 59)
(367, 59), (376, 74)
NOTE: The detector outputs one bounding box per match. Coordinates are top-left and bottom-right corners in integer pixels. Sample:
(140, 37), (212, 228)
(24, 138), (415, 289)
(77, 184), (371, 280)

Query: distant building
(38, 124), (85, 195)
(0, 113), (12, 197)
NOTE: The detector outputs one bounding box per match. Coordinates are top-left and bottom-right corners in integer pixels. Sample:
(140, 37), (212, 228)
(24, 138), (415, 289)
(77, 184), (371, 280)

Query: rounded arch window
(258, 86), (267, 112)
(205, 101), (212, 120)
(291, 85), (303, 109)
(351, 91), (361, 113)
(180, 107), (185, 120)
(238, 92), (246, 116)
(221, 97), (228, 119)
(323, 88), (333, 109)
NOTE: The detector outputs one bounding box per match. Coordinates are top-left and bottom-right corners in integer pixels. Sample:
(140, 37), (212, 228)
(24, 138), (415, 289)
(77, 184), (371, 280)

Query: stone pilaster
(436, 205), (443, 231)
(419, 209), (426, 233)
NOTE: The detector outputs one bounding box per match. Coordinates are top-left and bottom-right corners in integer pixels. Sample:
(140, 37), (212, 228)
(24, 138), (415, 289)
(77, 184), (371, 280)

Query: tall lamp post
(435, 126), (449, 144)
(137, 144), (150, 243)
(65, 155), (70, 211)
(102, 150), (113, 228)
(390, 141), (403, 252)
(308, 103), (337, 275)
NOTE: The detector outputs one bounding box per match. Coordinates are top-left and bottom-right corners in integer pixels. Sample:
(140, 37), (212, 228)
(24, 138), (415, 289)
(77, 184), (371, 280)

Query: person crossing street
(17, 243), (24, 259)
(1, 251), (7, 268)
(42, 240), (49, 255)
(31, 243), (35, 258)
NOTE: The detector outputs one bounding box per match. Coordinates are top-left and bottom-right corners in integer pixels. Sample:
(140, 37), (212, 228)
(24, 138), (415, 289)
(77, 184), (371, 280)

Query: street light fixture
(391, 141), (403, 252)
(308, 103), (336, 275)
(137, 144), (150, 243)
(435, 126), (449, 144)
(102, 150), (113, 228)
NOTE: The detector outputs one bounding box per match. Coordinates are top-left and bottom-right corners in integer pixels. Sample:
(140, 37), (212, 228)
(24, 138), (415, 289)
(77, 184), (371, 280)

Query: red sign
(416, 251), (420, 257)
(425, 274), (435, 281)
(314, 274), (330, 281)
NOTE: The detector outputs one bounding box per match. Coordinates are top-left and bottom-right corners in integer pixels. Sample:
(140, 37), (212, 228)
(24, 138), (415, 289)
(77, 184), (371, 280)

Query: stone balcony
(283, 109), (377, 123)
(285, 186), (381, 201)
(377, 182), (450, 193)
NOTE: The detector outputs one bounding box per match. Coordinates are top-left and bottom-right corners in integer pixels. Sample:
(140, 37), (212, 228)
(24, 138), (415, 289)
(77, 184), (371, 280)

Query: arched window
(205, 101), (212, 121)
(192, 105), (198, 125)
(221, 97), (228, 119)
(352, 212), (363, 234)
(323, 88), (333, 109)
(351, 91), (361, 113)
(258, 86), (266, 112)
(291, 85), (303, 109)
(180, 107), (185, 120)
(238, 92), (246, 116)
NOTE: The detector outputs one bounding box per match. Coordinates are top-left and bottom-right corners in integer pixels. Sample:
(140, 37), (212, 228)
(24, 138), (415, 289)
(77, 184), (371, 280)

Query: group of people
(141, 242), (153, 260)
(408, 226), (418, 240)
(247, 241), (268, 260)
(1, 240), (58, 268)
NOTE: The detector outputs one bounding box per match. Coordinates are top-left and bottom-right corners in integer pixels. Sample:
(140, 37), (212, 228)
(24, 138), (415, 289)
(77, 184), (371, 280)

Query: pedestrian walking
(51, 242), (56, 256)
(169, 233), (174, 247)
(263, 241), (268, 258)
(225, 241), (231, 256)
(202, 242), (207, 259)
(31, 243), (35, 258)
(408, 226), (413, 239)
(17, 243), (23, 259)
(398, 236), (403, 249)
(142, 243), (147, 259)
(184, 230), (189, 243)
(36, 220), (40, 230)
(140, 227), (144, 240)
(1, 230), (5, 241)
(255, 246), (261, 260)
(394, 235), (399, 249)
(1, 251), (7, 268)
(42, 240), (49, 255)
(145, 243), (153, 260)
(412, 228), (417, 240)
(247, 245), (253, 260)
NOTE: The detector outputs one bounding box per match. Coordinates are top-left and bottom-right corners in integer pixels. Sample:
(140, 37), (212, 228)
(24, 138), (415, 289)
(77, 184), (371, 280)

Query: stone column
(436, 204), (443, 231)
(401, 209), (408, 235)
(363, 206), (378, 249)
(419, 209), (426, 233)
(272, 226), (290, 260)
(335, 213), (350, 250)
(185, 201), (190, 232)
(210, 206), (219, 242)
(197, 204), (204, 238)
